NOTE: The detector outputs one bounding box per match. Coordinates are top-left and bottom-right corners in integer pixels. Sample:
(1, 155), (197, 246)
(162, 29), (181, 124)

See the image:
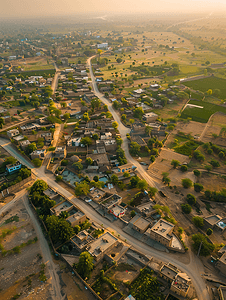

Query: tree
(112, 121), (118, 130)
(182, 178), (193, 189)
(150, 155), (155, 163)
(137, 179), (148, 191)
(63, 113), (70, 121)
(192, 216), (204, 228)
(206, 228), (213, 236)
(116, 137), (123, 146)
(210, 159), (220, 168)
(75, 182), (90, 196)
(219, 151), (225, 159)
(59, 211), (69, 219)
(129, 176), (140, 188)
(193, 169), (201, 177)
(83, 112), (90, 122)
(131, 210), (136, 218)
(19, 167), (31, 179)
(151, 148), (159, 157)
(121, 114), (127, 121)
(56, 175), (63, 182)
(171, 159), (180, 169)
(194, 150), (205, 162)
(93, 175), (99, 182)
(207, 89), (212, 95)
(192, 233), (215, 256)
(149, 187), (158, 198)
(129, 119), (135, 125)
(32, 158), (42, 168)
(26, 142), (37, 154)
(133, 107), (144, 119)
(91, 98), (101, 111)
(80, 137), (92, 146)
(205, 165), (212, 172)
(86, 157), (93, 165)
(123, 172), (130, 178)
(181, 165), (188, 172)
(194, 183), (204, 193)
(130, 142), (141, 156)
(76, 251), (94, 280)
(92, 133), (99, 140)
(0, 117), (4, 129)
(186, 193), (196, 206)
(116, 58), (122, 63)
(111, 174), (119, 184)
(30, 180), (48, 194)
(45, 215), (74, 244)
(181, 204), (192, 214)
(73, 162), (83, 172)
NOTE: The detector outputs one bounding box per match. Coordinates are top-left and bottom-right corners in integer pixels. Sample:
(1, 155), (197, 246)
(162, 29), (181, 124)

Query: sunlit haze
(1, 0), (226, 20)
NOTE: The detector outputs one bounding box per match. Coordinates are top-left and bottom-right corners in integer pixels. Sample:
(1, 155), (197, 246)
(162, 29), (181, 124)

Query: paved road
(22, 192), (63, 300)
(86, 57), (210, 300)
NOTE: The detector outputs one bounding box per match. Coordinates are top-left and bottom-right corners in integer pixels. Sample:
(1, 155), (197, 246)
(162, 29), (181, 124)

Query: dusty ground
(174, 120), (206, 138)
(0, 199), (51, 300)
(202, 113), (226, 147)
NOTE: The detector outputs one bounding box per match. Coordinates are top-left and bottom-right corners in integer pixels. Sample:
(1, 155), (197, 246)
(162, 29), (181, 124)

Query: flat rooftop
(160, 264), (178, 280)
(133, 216), (150, 231)
(172, 274), (190, 293)
(67, 210), (85, 223)
(150, 219), (174, 240)
(101, 194), (121, 209)
(87, 232), (117, 259)
(51, 200), (73, 216)
(89, 188), (106, 201)
(217, 219), (226, 230)
(71, 230), (94, 249)
(43, 188), (58, 199)
(110, 205), (125, 218)
(204, 215), (222, 225)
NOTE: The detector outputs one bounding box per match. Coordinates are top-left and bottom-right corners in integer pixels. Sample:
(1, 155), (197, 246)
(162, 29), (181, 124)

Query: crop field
(183, 76), (226, 98)
(181, 99), (226, 123)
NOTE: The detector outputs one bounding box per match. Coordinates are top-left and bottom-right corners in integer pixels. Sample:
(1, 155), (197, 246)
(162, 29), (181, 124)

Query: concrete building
(30, 149), (46, 160)
(142, 112), (158, 123)
(100, 194), (122, 212)
(171, 273), (191, 298)
(103, 139), (117, 151)
(112, 163), (137, 175)
(204, 214), (222, 229)
(7, 129), (20, 138)
(97, 43), (108, 49)
(71, 230), (95, 252)
(6, 161), (22, 174)
(67, 211), (86, 227)
(147, 219), (174, 247)
(159, 263), (179, 283)
(87, 232), (118, 262)
(43, 188), (59, 200)
(54, 146), (67, 159)
(19, 140), (30, 150)
(67, 137), (81, 147)
(87, 153), (110, 167)
(216, 252), (226, 276)
(131, 215), (150, 234)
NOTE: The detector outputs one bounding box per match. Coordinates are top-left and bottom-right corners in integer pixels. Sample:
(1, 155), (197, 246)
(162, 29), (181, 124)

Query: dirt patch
(197, 172), (226, 192)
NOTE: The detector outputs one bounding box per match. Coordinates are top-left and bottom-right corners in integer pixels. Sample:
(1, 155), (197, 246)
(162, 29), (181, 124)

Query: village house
(146, 219), (174, 247)
(6, 161), (22, 174)
(54, 146), (67, 159)
(7, 129), (19, 138)
(142, 112), (158, 123)
(30, 149), (46, 160)
(130, 215), (150, 234)
(70, 230), (95, 252)
(19, 140), (31, 150)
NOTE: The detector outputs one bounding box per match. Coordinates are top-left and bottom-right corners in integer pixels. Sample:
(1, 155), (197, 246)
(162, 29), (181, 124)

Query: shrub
(192, 216), (204, 228)
(206, 228), (213, 236)
(181, 203), (192, 214)
(61, 159), (68, 166)
(32, 158), (42, 168)
(194, 183), (204, 192)
(210, 159), (220, 168)
(194, 150), (205, 162)
(182, 178), (193, 188)
(186, 193), (196, 205)
(130, 210), (136, 218)
(193, 169), (201, 177)
(178, 227), (184, 234)
(56, 175), (62, 182)
(181, 165), (188, 172)
(171, 159), (180, 168)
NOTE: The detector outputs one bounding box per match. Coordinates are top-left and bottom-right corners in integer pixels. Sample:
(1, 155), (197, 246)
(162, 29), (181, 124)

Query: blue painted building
(6, 161), (22, 174)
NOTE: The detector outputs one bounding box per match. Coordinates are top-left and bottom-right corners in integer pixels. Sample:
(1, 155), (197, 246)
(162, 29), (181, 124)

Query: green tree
(129, 176), (140, 188)
(26, 142), (37, 154)
(131, 210), (136, 218)
(32, 158), (42, 167)
(149, 187), (158, 198)
(111, 174), (119, 184)
(182, 178), (193, 189)
(75, 182), (90, 196)
(83, 112), (90, 122)
(85, 157), (93, 165)
(130, 142), (141, 156)
(80, 137), (92, 146)
(123, 172), (130, 178)
(210, 159), (220, 168)
(121, 114), (127, 121)
(186, 193), (196, 206)
(45, 215), (74, 244)
(206, 228), (213, 236)
(56, 175), (63, 182)
(192, 216), (204, 228)
(112, 121), (118, 130)
(193, 169), (201, 177)
(133, 107), (144, 119)
(73, 162), (83, 172)
(63, 113), (70, 121)
(192, 233), (215, 256)
(181, 204), (192, 214)
(30, 180), (48, 194)
(194, 150), (205, 162)
(92, 133), (99, 140)
(137, 179), (148, 191)
(91, 98), (101, 111)
(76, 252), (94, 280)
(181, 165), (188, 172)
(171, 159), (180, 169)
(0, 117), (4, 129)
(194, 183), (204, 193)
(150, 155), (155, 163)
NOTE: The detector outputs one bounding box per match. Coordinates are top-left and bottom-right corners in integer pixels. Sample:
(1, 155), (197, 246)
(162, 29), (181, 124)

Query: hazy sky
(1, 0), (226, 19)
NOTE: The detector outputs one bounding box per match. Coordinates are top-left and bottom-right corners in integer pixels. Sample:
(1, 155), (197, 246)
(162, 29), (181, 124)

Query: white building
(97, 43), (108, 49)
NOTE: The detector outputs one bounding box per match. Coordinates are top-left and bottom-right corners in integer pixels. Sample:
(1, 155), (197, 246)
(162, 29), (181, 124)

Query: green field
(183, 76), (226, 98)
(9, 69), (55, 77)
(181, 99), (226, 123)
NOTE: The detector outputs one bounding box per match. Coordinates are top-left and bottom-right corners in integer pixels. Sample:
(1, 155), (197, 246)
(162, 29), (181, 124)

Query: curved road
(87, 57), (210, 300)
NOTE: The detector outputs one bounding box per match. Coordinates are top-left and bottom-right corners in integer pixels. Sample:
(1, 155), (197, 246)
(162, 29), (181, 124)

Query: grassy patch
(174, 140), (200, 156)
(181, 99), (226, 123)
(4, 215), (19, 224)
(184, 77), (226, 98)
